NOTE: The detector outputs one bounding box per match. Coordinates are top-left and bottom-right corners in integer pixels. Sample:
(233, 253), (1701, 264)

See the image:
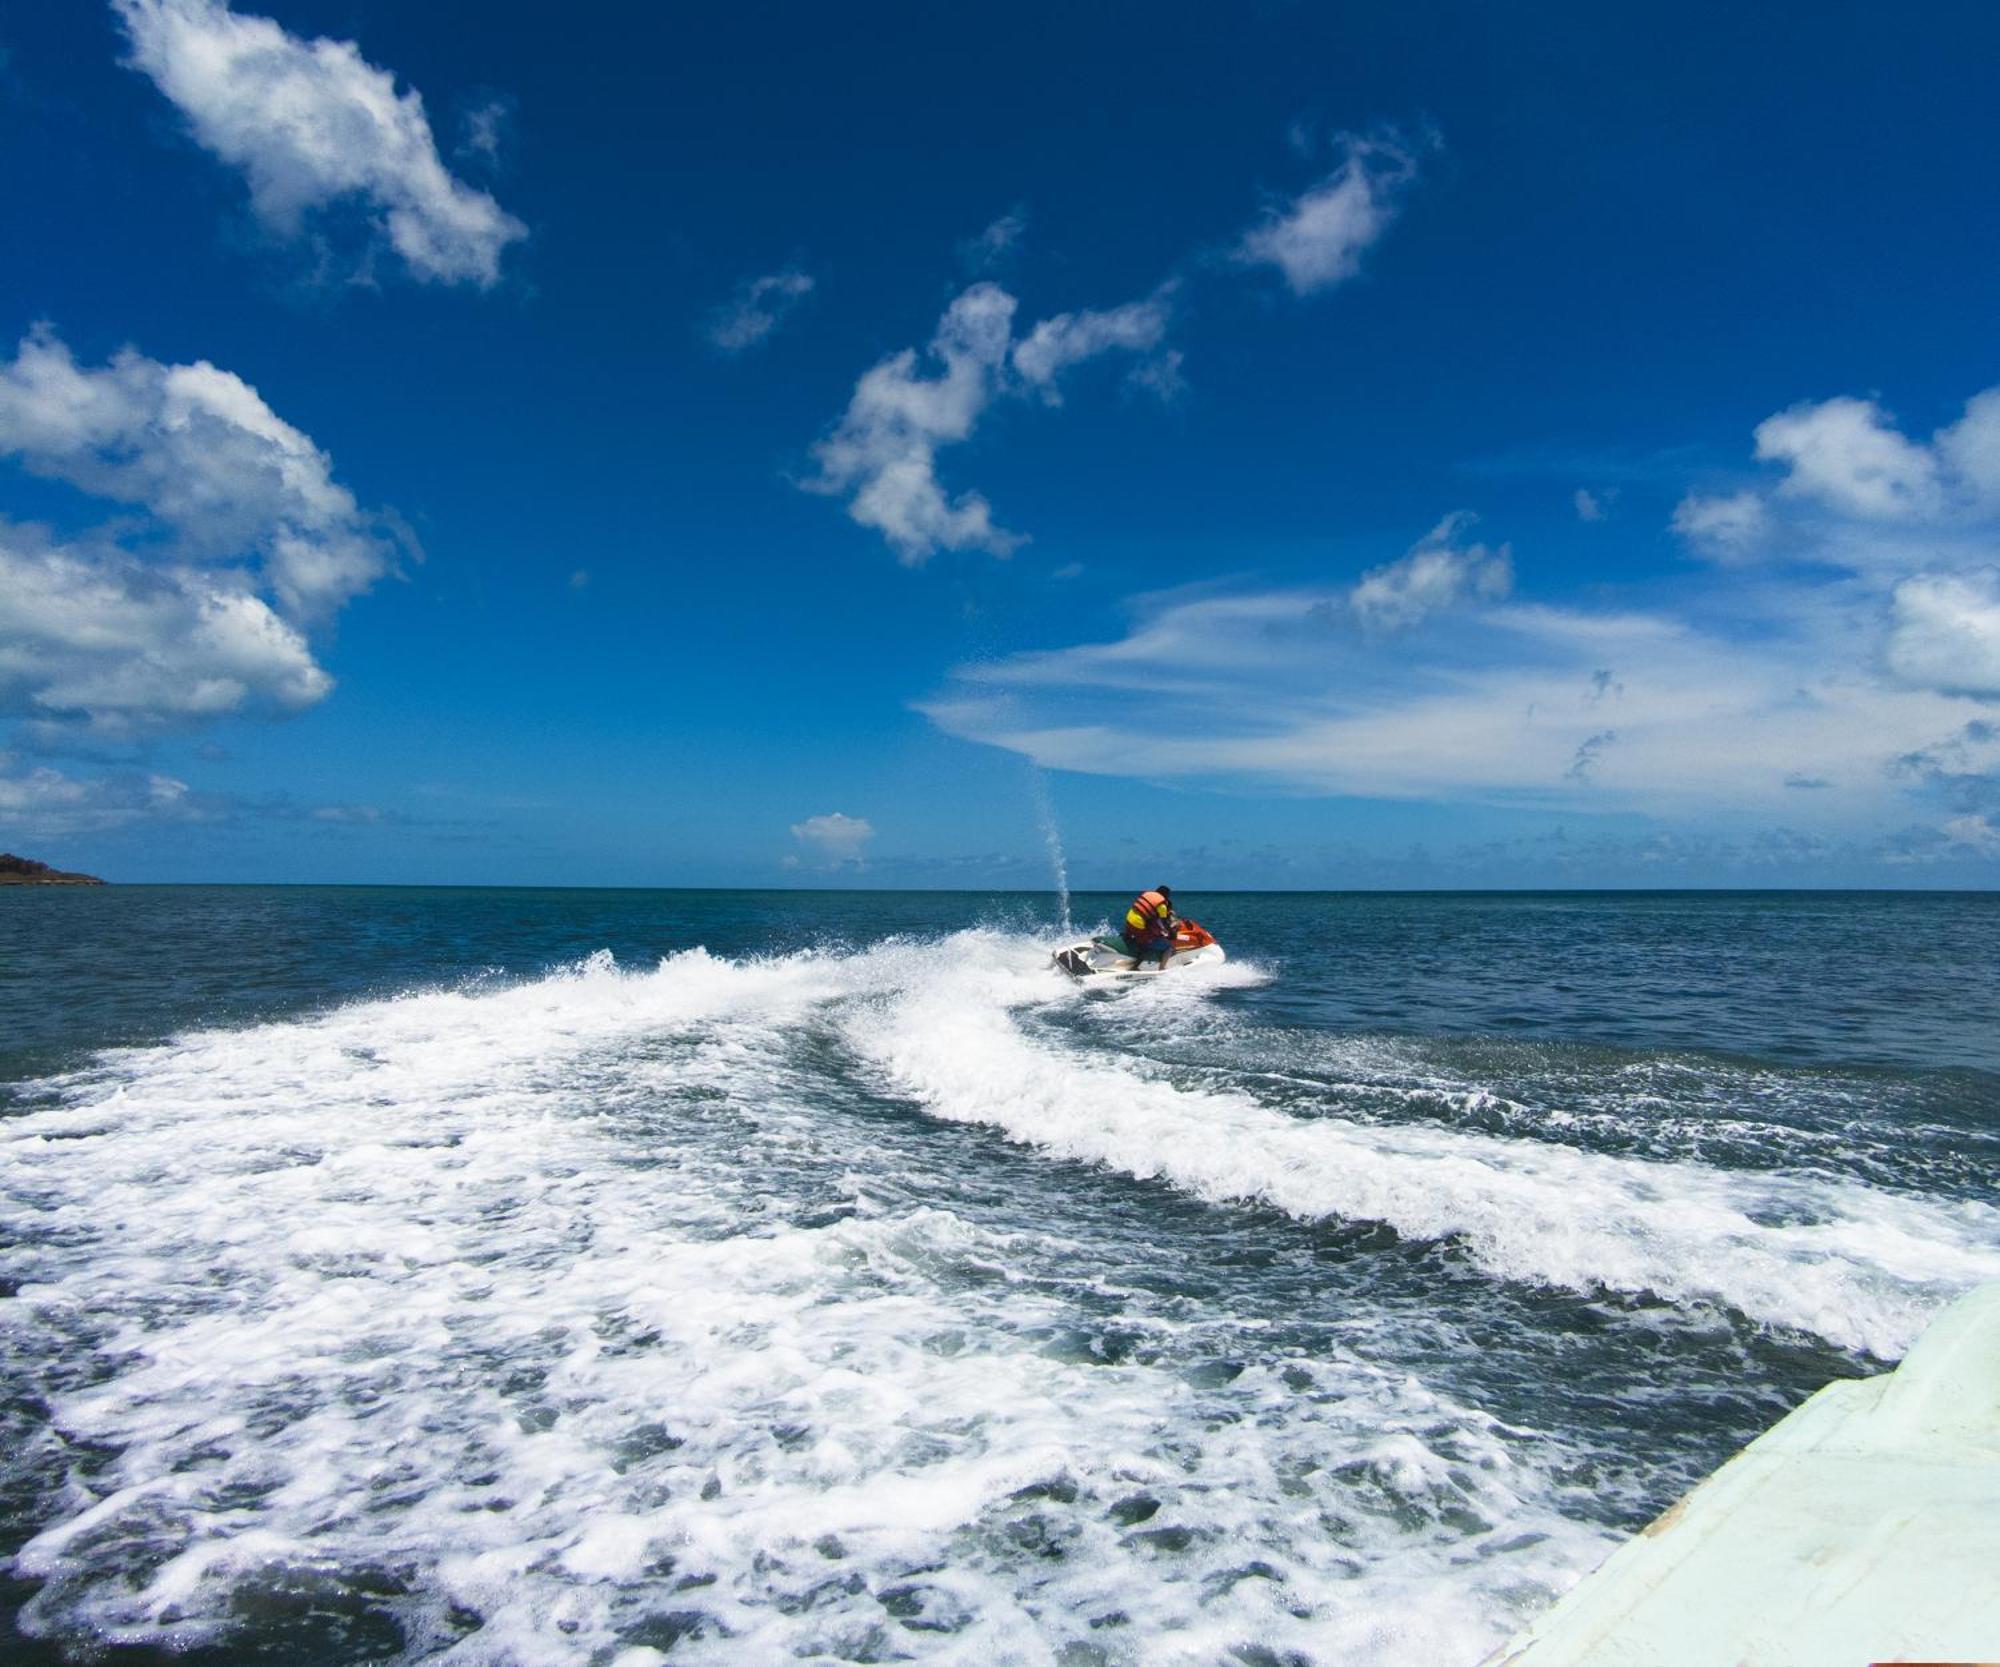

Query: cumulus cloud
(114, 0), (524, 286)
(1886, 570), (2000, 698)
(790, 811), (873, 866)
(1667, 377), (2000, 716)
(1679, 386), (2000, 563)
(1672, 489), (1769, 559)
(1938, 388), (2000, 503)
(807, 284), (1020, 562)
(0, 325), (402, 617)
(1574, 487), (1619, 522)
(1754, 395), (1943, 520)
(1348, 513), (1512, 630)
(808, 282), (1174, 562)
(0, 326), (396, 738)
(707, 269), (815, 353)
(1237, 134), (1420, 296)
(0, 531), (330, 733)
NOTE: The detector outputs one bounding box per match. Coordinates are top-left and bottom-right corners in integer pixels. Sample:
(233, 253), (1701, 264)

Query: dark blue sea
(2, 887), (1997, 1665)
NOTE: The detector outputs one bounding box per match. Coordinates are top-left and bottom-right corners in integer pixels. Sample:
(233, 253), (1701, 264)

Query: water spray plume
(1028, 766), (1071, 931)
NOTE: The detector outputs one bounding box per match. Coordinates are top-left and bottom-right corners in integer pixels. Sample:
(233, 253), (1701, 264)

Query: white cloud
(807, 283), (1019, 563)
(707, 270), (815, 353)
(1348, 513), (1512, 630)
(790, 811), (873, 866)
(1011, 293), (1173, 401)
(1685, 387), (2000, 564)
(1886, 570), (2000, 697)
(1237, 135), (1420, 296)
(1753, 395), (1943, 520)
(0, 757), (197, 836)
(0, 327), (395, 737)
(0, 532), (330, 733)
(924, 581), (1983, 821)
(1937, 388), (2000, 503)
(1672, 489), (1770, 559)
(114, 0), (524, 287)
(1943, 812), (2000, 853)
(953, 588), (1325, 696)
(808, 282), (1174, 562)
(0, 325), (400, 618)
(920, 481), (2000, 838)
(1574, 488), (1610, 522)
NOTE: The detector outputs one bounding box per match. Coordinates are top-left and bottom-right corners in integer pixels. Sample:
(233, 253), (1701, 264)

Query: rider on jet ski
(1122, 886), (1178, 967)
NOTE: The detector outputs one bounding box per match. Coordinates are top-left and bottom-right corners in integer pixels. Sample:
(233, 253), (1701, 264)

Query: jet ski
(1053, 919), (1227, 980)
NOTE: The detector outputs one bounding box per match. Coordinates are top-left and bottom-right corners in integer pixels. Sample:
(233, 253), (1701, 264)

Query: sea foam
(841, 936), (2000, 1358)
(1, 930), (1990, 1664)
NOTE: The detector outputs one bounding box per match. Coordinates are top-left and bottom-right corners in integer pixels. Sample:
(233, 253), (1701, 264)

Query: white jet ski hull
(1053, 938), (1227, 980)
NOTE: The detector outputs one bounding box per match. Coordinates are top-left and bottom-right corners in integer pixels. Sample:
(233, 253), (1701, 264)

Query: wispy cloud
(0, 759), (451, 839)
(114, 0), (525, 286)
(456, 94), (512, 166)
(1010, 290), (1175, 403)
(920, 424), (2000, 852)
(0, 758), (197, 837)
(959, 208), (1027, 273)
(924, 580), (1986, 821)
(1236, 132), (1423, 296)
(707, 269), (815, 353)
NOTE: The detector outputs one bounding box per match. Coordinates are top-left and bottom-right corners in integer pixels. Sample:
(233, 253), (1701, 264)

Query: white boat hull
(1052, 938), (1228, 980)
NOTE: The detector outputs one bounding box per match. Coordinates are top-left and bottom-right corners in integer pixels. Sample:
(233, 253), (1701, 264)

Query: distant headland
(0, 853), (107, 886)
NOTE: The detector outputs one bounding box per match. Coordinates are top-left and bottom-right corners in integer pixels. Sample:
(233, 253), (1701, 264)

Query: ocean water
(1, 887), (1996, 1667)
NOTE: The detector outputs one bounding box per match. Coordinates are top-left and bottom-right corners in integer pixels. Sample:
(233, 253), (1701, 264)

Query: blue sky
(4, 0), (2000, 887)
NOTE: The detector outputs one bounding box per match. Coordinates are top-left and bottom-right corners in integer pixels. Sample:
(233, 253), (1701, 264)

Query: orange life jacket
(1125, 890), (1172, 935)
